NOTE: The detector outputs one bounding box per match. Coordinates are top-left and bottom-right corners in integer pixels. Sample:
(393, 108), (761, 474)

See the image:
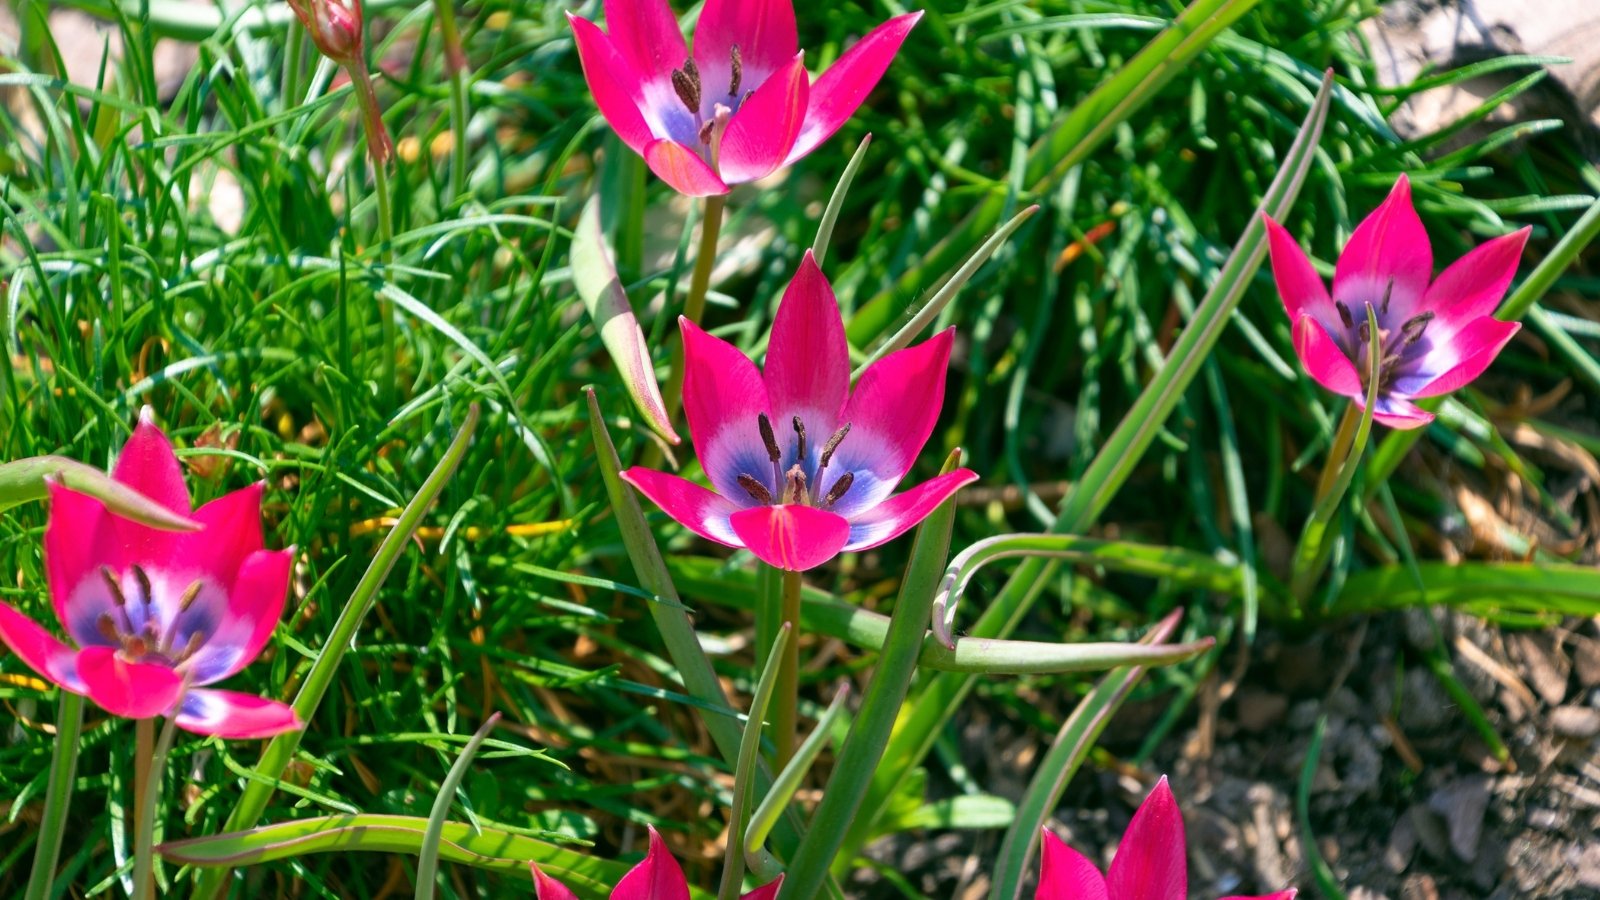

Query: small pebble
(1550, 705), (1600, 740)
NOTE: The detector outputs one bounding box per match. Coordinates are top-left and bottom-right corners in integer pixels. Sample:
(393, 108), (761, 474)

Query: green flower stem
(23, 691), (84, 900)
(348, 61), (397, 404)
(661, 194), (727, 424)
(433, 0), (470, 203)
(776, 451), (962, 900)
(1313, 403), (1361, 502)
(134, 708), (182, 900)
(772, 567), (801, 769)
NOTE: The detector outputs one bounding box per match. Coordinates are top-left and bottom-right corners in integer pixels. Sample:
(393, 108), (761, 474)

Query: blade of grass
(718, 625), (790, 900)
(415, 712), (502, 900)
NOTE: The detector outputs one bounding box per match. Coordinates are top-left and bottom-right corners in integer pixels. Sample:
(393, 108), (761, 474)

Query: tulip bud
(288, 0), (364, 66)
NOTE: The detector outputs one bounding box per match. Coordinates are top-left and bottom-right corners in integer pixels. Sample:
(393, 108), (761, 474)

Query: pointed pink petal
(186, 548), (295, 685)
(718, 54), (809, 185)
(179, 483), (266, 589)
(602, 0), (687, 83)
(77, 645), (184, 719)
(1332, 174), (1432, 322)
(105, 411), (193, 569)
(1419, 227), (1529, 331)
(530, 864), (580, 900)
(1402, 319), (1520, 400)
(0, 602), (85, 692)
(569, 13), (659, 154)
(785, 12), (921, 165)
(680, 318), (776, 502)
(644, 139), (730, 197)
(728, 504), (850, 571)
(174, 689), (301, 738)
(832, 328), (955, 511)
(1292, 314), (1363, 400)
(1369, 395), (1434, 430)
(1037, 828), (1109, 900)
(693, 0), (797, 92)
(621, 467), (742, 547)
(841, 468), (977, 551)
(741, 878), (782, 900)
(613, 826), (691, 900)
(1106, 776), (1187, 900)
(763, 251), (851, 433)
(45, 479), (116, 645)
(1263, 215), (1335, 332)
(1219, 892), (1298, 900)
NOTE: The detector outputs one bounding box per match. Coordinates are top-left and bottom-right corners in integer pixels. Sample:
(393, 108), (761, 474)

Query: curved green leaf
(0, 456), (199, 530)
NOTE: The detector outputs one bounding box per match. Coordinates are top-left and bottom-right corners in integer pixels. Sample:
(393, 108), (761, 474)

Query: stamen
(818, 423), (851, 468)
(1358, 321), (1371, 344)
(793, 416), (809, 462)
(174, 630), (206, 663)
(1379, 279), (1395, 316)
(1335, 301), (1354, 330)
(100, 566), (127, 607)
(728, 44), (742, 97)
(96, 613), (121, 644)
(123, 634), (149, 658)
(784, 464), (809, 505)
(758, 414), (782, 462)
(671, 58), (702, 113)
(822, 472), (855, 508)
(1400, 310), (1434, 346)
(130, 565), (153, 608)
(737, 473), (774, 505)
(177, 580), (205, 614)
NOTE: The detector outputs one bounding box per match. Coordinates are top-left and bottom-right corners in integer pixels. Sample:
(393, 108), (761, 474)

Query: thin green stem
(348, 62), (397, 404)
(433, 0), (470, 203)
(23, 692), (84, 900)
(133, 709), (182, 900)
(281, 22), (304, 113)
(661, 194), (727, 424)
(1313, 403), (1360, 502)
(773, 567), (801, 769)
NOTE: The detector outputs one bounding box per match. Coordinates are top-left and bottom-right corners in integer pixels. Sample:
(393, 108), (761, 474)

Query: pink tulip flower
(532, 826), (779, 899)
(1038, 777), (1296, 900)
(0, 411), (300, 739)
(1264, 174), (1528, 429)
(621, 252), (977, 572)
(568, 0), (922, 196)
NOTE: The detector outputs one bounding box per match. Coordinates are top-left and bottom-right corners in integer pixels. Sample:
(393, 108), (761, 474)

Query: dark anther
(737, 473), (774, 505)
(671, 58), (702, 113)
(97, 613), (121, 643)
(729, 44), (743, 97)
(1400, 310), (1434, 346)
(822, 472), (855, 508)
(1335, 301), (1354, 330)
(176, 630), (206, 662)
(818, 423), (851, 468)
(178, 580), (205, 614)
(1379, 279), (1395, 316)
(758, 414), (782, 463)
(100, 566), (127, 607)
(793, 416), (809, 462)
(698, 120), (716, 145)
(1358, 321), (1371, 344)
(130, 565), (153, 607)
(784, 464), (809, 505)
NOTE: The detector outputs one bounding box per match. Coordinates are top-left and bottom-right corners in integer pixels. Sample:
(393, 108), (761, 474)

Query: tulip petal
(1419, 227), (1530, 332)
(741, 878), (782, 900)
(785, 12), (921, 165)
(1369, 395), (1434, 430)
(1332, 174), (1432, 322)
(105, 412), (194, 570)
(621, 467), (742, 547)
(77, 645), (183, 719)
(1037, 828), (1110, 900)
(693, 0), (797, 93)
(1263, 215), (1337, 334)
(644, 139), (731, 197)
(1291, 314), (1363, 401)
(0, 602), (85, 692)
(680, 319), (776, 501)
(187, 549), (294, 685)
(718, 54), (809, 185)
(841, 468), (977, 551)
(763, 251), (851, 447)
(181, 483), (266, 589)
(613, 826), (691, 900)
(1105, 776), (1187, 900)
(45, 479), (117, 645)
(831, 329), (955, 511)
(530, 864), (580, 900)
(174, 689), (301, 739)
(602, 0), (687, 83)
(569, 13), (660, 154)
(729, 504), (850, 571)
(1398, 318), (1520, 400)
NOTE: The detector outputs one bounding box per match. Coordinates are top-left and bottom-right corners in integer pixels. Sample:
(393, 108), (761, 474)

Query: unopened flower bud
(289, 0), (364, 65)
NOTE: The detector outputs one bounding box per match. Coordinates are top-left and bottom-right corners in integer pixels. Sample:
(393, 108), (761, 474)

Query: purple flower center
(737, 412), (855, 509)
(93, 564), (212, 669)
(1334, 280), (1437, 390)
(668, 47), (754, 165)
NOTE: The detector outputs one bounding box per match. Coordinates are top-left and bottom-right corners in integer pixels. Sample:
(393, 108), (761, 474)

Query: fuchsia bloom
(1038, 777), (1296, 900)
(1264, 174), (1528, 429)
(568, 0), (922, 196)
(622, 253), (977, 572)
(532, 826), (778, 899)
(0, 411), (300, 738)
